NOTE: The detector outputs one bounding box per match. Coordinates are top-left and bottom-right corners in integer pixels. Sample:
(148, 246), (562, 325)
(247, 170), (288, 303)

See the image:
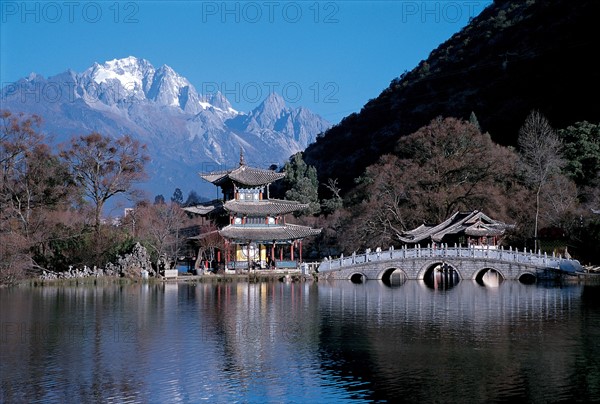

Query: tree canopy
(559, 121), (600, 189)
(60, 133), (149, 233)
(283, 153), (320, 216)
(517, 111), (565, 250)
(335, 117), (525, 250)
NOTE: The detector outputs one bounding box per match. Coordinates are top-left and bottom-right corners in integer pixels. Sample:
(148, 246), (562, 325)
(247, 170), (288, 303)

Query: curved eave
(398, 235), (419, 243)
(219, 224), (321, 243)
(465, 228), (505, 237)
(188, 230), (221, 240)
(199, 165), (285, 187)
(199, 170), (231, 184)
(229, 166), (285, 187)
(183, 200), (224, 216)
(223, 199), (309, 215)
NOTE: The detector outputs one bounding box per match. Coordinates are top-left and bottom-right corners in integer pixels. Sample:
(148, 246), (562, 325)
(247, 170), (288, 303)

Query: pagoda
(186, 152), (321, 271)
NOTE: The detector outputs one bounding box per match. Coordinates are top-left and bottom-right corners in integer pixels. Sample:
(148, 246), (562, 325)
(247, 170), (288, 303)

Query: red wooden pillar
(225, 241), (230, 266)
(280, 247), (283, 261)
(290, 241), (294, 261)
(217, 250), (221, 263)
(299, 240), (303, 263)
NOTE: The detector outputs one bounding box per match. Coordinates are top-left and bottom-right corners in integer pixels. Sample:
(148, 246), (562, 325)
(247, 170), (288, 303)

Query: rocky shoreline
(39, 242), (154, 281)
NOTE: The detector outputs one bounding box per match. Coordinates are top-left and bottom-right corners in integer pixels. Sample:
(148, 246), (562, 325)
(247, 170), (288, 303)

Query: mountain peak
(205, 91), (237, 114)
(263, 92), (286, 108)
(26, 72), (40, 81)
(85, 56), (154, 91)
(254, 92), (287, 116)
(104, 56), (151, 70)
(1, 57), (331, 198)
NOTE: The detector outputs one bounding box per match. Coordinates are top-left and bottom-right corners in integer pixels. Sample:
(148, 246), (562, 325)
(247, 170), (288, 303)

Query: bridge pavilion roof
(223, 199), (309, 216)
(218, 223), (321, 244)
(398, 210), (512, 244)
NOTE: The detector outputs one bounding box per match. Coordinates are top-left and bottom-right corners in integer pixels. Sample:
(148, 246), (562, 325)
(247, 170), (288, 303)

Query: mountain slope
(1, 57), (330, 199)
(303, 0), (600, 195)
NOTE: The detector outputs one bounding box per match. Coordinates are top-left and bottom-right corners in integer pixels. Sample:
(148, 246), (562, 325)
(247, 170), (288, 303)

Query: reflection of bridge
(317, 245), (583, 283)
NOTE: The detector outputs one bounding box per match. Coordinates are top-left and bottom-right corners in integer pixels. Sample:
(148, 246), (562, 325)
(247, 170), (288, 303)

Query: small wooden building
(398, 210), (512, 247)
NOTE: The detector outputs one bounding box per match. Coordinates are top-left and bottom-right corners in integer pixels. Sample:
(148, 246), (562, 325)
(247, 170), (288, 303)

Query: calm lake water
(1, 278), (600, 403)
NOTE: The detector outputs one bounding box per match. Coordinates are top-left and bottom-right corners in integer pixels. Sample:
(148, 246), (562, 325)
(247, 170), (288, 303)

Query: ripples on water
(1, 279), (600, 403)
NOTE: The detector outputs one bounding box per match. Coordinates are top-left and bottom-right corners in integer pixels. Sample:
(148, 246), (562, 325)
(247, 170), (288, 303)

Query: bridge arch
(349, 272), (367, 284)
(518, 272), (537, 284)
(474, 267), (505, 287)
(421, 261), (461, 290)
(380, 267), (408, 287)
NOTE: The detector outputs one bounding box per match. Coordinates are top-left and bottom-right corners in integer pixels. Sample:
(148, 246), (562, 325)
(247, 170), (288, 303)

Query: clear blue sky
(1, 1), (492, 124)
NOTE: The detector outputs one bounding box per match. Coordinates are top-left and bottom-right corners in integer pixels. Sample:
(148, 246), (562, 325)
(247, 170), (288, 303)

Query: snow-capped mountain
(0, 57), (330, 200)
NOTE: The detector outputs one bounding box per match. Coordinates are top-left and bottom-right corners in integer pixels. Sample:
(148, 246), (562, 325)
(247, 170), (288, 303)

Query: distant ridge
(1, 56), (331, 198)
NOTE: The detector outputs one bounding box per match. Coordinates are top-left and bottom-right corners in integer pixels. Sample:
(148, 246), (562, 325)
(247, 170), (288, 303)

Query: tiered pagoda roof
(189, 152), (321, 247)
(223, 199), (308, 216)
(218, 223), (322, 243)
(398, 210), (512, 244)
(200, 165), (285, 187)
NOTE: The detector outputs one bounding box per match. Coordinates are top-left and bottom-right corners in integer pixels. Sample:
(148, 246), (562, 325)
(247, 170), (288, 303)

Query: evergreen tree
(469, 111), (481, 131)
(283, 153), (320, 215)
(171, 188), (184, 205)
(184, 190), (203, 207)
(558, 121), (600, 188)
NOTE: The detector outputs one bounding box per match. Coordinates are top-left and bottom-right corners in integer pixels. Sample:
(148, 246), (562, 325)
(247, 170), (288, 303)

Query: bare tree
(60, 133), (149, 234)
(194, 223), (226, 270)
(132, 202), (188, 262)
(1, 111), (77, 281)
(518, 111), (564, 251)
(540, 174), (580, 231)
(321, 178), (343, 214)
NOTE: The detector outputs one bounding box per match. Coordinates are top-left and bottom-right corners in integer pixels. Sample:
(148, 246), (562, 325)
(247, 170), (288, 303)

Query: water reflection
(1, 280), (599, 403)
(475, 268), (504, 287)
(381, 268), (407, 288)
(422, 262), (460, 290)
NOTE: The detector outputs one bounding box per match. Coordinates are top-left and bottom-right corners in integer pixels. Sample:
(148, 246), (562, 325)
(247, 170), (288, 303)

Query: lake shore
(9, 270), (600, 288)
(14, 270), (314, 287)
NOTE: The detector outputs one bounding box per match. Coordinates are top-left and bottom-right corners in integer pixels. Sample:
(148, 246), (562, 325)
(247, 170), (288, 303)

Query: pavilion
(184, 153), (321, 271)
(398, 210), (513, 247)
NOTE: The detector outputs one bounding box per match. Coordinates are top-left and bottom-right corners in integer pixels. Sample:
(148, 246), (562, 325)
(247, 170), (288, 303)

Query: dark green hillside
(304, 0), (600, 194)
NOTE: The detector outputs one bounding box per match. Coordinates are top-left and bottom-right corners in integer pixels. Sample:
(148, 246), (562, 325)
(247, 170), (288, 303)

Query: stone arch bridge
(317, 245), (582, 283)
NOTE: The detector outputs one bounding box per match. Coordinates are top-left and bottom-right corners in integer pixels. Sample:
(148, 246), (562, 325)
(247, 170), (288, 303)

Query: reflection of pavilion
(185, 153), (321, 271)
(398, 210), (512, 248)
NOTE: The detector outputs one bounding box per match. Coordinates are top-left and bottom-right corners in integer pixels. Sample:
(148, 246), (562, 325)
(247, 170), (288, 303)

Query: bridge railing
(318, 245), (574, 272)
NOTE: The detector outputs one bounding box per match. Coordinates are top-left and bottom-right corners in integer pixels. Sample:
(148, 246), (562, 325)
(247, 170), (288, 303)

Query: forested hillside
(304, 0), (600, 194)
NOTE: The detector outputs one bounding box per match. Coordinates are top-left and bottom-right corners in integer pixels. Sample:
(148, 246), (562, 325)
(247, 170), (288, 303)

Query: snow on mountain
(0, 56), (331, 200)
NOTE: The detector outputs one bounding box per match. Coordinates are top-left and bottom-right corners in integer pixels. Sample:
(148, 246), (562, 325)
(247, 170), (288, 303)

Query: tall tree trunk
(95, 202), (103, 235)
(534, 184), (541, 252)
